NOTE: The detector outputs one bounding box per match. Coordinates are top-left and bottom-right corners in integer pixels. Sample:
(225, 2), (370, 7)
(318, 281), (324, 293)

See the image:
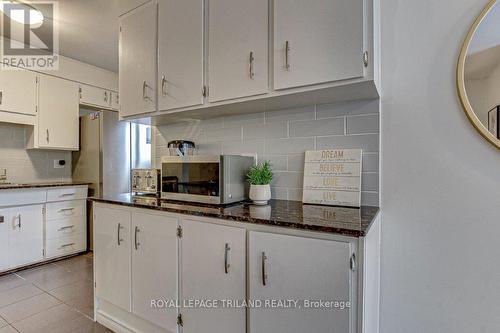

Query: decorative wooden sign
(302, 149), (362, 207)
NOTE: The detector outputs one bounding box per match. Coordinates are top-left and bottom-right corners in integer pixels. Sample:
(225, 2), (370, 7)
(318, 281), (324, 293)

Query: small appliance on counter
(161, 155), (254, 205)
(131, 169), (161, 195)
(131, 169), (161, 206)
(168, 140), (196, 156)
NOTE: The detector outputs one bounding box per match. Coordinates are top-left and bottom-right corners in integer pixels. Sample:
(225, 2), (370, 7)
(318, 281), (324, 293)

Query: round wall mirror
(458, 0), (500, 149)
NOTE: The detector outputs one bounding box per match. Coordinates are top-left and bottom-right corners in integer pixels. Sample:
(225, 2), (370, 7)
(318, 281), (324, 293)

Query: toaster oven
(161, 155), (254, 205)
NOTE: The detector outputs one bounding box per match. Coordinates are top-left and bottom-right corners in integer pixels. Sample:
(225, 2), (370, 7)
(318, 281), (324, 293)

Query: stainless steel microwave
(161, 155), (254, 205)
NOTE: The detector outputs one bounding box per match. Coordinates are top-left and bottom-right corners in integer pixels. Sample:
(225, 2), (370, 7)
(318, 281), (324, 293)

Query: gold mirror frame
(457, 0), (500, 150)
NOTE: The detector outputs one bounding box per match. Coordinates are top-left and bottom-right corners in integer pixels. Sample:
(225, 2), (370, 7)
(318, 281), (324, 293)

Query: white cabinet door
(0, 208), (10, 271)
(0, 68), (37, 116)
(8, 204), (44, 268)
(119, 0), (157, 117)
(158, 0), (204, 111)
(274, 0), (364, 90)
(79, 84), (112, 109)
(94, 205), (132, 312)
(38, 75), (80, 150)
(249, 231), (353, 333)
(111, 92), (119, 111)
(131, 211), (178, 332)
(181, 219), (246, 333)
(208, 0), (268, 102)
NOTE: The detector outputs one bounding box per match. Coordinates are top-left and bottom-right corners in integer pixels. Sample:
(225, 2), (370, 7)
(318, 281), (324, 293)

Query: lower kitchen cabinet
(181, 219), (246, 333)
(93, 203), (373, 333)
(0, 208), (10, 271)
(248, 231), (354, 333)
(0, 186), (88, 274)
(132, 211), (178, 332)
(7, 204), (44, 268)
(94, 206), (132, 312)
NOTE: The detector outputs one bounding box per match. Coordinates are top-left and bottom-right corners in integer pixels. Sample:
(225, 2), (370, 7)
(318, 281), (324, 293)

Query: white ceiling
(50, 0), (121, 72)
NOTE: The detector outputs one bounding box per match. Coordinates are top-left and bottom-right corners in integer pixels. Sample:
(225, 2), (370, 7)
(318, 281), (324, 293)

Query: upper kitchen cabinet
(0, 68), (38, 125)
(28, 75), (80, 151)
(208, 0), (268, 102)
(119, 0), (157, 117)
(79, 84), (112, 109)
(158, 0), (204, 111)
(111, 92), (120, 111)
(273, 0), (364, 90)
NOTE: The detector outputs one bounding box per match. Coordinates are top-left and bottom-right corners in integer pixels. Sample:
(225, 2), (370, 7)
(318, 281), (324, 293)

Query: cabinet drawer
(46, 186), (88, 202)
(46, 234), (86, 259)
(0, 189), (46, 207)
(46, 216), (85, 240)
(46, 200), (86, 220)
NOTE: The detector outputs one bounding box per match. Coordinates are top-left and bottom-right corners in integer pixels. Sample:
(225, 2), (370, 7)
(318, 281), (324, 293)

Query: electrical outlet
(53, 160), (66, 169)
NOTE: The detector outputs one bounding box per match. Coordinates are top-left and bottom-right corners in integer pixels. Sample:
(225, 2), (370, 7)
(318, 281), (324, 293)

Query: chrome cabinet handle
(285, 41), (291, 71)
(46, 129), (50, 143)
(58, 225), (74, 231)
(104, 91), (108, 102)
(261, 252), (268, 286)
(224, 243), (231, 274)
(161, 75), (167, 96)
(59, 193), (75, 197)
(0, 91), (3, 104)
(58, 208), (75, 213)
(142, 81), (151, 100)
(249, 51), (255, 79)
(350, 253), (357, 271)
(59, 243), (75, 249)
(117, 223), (124, 246)
(0, 215), (4, 224)
(16, 214), (22, 228)
(134, 226), (140, 250)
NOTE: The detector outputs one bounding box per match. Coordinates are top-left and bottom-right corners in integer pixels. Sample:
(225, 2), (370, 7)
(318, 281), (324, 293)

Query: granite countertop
(0, 181), (92, 190)
(89, 194), (380, 237)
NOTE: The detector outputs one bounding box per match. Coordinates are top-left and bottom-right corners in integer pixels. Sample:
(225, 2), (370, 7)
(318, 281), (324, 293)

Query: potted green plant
(247, 161), (273, 205)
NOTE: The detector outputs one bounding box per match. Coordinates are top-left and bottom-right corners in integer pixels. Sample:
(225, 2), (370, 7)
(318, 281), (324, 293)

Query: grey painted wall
(380, 0), (500, 332)
(0, 123), (71, 183)
(153, 100), (380, 206)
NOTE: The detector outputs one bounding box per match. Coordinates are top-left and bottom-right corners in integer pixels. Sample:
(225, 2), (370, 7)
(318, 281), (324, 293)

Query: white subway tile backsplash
(289, 117), (344, 137)
(361, 191), (379, 207)
(287, 188), (303, 201)
(154, 99), (380, 206)
(222, 140), (265, 155)
(361, 173), (379, 192)
(243, 122), (287, 140)
(271, 187), (288, 200)
(362, 153), (379, 172)
(205, 126), (242, 142)
(317, 134), (379, 152)
(287, 154), (305, 171)
(259, 155), (287, 171)
(347, 114), (380, 134)
(265, 106), (315, 123)
(265, 138), (315, 155)
(271, 171), (303, 188)
(0, 123), (71, 183)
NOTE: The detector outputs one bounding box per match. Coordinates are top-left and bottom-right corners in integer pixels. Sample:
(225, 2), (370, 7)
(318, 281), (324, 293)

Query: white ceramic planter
(249, 184), (271, 205)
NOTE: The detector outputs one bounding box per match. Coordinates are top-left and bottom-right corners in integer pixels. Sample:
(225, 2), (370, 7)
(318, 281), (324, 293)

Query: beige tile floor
(0, 253), (111, 333)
